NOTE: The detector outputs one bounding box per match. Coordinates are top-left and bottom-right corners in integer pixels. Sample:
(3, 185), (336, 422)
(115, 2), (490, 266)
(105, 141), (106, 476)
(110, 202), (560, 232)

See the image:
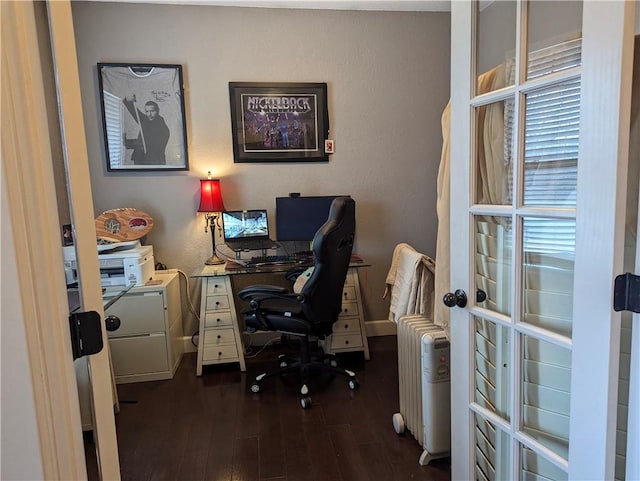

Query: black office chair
(238, 197), (359, 409)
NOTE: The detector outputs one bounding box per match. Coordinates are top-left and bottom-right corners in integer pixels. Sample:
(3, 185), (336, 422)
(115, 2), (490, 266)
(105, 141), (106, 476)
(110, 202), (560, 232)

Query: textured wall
(71, 2), (451, 335)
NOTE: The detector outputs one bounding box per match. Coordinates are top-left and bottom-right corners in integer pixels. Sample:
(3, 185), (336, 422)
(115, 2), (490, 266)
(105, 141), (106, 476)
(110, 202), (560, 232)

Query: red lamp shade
(198, 179), (225, 213)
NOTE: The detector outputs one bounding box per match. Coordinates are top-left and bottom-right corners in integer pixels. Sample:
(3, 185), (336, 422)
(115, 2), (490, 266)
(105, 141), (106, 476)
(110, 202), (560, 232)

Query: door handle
(477, 289), (487, 303)
(443, 289), (467, 308)
(443, 289), (487, 308)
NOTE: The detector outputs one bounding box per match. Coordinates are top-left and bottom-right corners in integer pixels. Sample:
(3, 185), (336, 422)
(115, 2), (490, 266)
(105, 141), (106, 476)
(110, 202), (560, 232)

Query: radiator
(392, 315), (451, 465)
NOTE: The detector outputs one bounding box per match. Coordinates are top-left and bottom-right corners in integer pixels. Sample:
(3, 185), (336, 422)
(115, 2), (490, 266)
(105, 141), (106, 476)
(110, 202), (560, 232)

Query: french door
(449, 1), (635, 480)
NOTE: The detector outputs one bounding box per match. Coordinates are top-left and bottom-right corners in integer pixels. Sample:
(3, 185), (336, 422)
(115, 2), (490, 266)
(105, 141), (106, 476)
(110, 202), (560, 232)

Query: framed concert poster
(228, 82), (329, 163)
(97, 63), (189, 171)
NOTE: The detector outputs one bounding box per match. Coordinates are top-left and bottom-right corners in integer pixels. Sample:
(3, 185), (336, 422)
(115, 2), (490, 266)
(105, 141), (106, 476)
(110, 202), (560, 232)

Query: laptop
(221, 209), (278, 251)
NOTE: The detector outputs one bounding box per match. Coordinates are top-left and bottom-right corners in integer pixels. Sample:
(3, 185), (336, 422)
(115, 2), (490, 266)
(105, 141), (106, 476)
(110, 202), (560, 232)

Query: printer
(63, 241), (155, 287)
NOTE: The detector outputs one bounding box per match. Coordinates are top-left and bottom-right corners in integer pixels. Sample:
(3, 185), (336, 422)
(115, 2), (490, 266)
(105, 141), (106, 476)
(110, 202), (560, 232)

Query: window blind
(103, 90), (123, 167)
(503, 38), (582, 257)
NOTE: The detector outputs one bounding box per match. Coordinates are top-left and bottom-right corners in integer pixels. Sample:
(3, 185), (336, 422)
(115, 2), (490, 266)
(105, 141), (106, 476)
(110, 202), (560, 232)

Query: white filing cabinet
(320, 268), (370, 360)
(76, 272), (184, 430)
(196, 275), (246, 375)
(104, 272), (184, 384)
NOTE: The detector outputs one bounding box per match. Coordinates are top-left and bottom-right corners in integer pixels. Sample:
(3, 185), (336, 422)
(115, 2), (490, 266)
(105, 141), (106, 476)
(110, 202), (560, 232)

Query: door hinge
(69, 311), (104, 360)
(613, 273), (640, 313)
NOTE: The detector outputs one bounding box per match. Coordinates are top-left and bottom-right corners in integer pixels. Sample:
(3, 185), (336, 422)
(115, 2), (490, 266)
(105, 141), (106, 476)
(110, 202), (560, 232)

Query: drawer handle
(216, 318), (221, 323)
(217, 335), (221, 339)
(343, 292), (348, 297)
(105, 315), (121, 332)
(218, 351), (222, 356)
(215, 301), (221, 306)
(345, 340), (350, 345)
(214, 284), (219, 288)
(343, 308), (349, 314)
(344, 324), (349, 329)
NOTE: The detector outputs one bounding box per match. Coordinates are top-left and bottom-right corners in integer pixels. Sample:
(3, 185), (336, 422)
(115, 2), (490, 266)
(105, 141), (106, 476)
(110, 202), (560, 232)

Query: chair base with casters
(248, 331), (359, 409)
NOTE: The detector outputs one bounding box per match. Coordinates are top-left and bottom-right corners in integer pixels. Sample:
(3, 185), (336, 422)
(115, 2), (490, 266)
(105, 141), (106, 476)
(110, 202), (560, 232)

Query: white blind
(103, 90), (124, 167)
(523, 79), (580, 208)
(503, 38), (582, 257)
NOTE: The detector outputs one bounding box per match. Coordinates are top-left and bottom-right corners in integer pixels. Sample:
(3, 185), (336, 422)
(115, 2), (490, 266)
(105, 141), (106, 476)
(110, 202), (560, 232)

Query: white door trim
(46, 1), (121, 478)
(449, 3), (474, 480)
(568, 3), (635, 479)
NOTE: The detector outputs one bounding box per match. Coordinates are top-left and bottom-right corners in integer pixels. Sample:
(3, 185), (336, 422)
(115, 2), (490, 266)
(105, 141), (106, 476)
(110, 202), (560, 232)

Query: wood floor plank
(301, 422), (342, 481)
(258, 397), (286, 479)
(232, 436), (260, 481)
(358, 441), (394, 481)
(329, 424), (370, 481)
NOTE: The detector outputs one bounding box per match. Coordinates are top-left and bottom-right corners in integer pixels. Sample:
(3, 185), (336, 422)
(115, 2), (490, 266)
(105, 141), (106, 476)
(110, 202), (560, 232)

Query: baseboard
(364, 319), (396, 337)
(182, 336), (197, 353)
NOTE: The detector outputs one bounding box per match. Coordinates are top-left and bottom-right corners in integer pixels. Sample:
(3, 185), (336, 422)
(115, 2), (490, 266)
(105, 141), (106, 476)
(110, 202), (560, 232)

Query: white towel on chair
(384, 243), (435, 323)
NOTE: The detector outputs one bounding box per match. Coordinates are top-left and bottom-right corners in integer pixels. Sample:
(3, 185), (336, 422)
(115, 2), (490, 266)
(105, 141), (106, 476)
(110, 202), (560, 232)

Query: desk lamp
(198, 174), (226, 265)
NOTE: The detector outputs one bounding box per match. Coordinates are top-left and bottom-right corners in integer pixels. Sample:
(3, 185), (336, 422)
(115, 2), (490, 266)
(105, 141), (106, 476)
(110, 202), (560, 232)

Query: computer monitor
(276, 195), (349, 242)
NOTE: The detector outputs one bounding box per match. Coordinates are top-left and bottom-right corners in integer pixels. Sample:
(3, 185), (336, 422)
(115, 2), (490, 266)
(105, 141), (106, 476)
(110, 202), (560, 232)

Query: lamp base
(205, 253), (225, 265)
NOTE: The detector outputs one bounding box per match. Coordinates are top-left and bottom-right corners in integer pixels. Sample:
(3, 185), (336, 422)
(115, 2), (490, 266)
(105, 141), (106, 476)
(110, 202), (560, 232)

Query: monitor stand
(233, 248), (270, 260)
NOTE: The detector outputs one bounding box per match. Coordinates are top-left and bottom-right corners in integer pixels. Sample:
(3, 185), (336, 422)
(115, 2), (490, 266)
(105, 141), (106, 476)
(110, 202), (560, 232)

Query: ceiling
(85, 0), (452, 12)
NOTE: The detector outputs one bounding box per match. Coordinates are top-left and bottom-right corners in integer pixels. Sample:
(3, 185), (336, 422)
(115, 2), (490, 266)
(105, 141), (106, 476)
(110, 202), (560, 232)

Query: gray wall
(71, 2), (451, 335)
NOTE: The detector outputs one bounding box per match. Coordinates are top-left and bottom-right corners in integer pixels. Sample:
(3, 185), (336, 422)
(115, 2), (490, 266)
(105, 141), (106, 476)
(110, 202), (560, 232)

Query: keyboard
(245, 253), (314, 267)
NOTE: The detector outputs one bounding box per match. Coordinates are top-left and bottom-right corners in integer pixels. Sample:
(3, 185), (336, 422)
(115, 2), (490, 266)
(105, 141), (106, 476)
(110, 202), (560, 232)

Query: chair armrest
(238, 285), (289, 300)
(238, 285), (306, 309)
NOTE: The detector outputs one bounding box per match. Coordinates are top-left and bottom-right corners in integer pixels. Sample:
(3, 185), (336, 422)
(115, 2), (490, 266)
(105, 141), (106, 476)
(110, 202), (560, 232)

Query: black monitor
(276, 195), (349, 242)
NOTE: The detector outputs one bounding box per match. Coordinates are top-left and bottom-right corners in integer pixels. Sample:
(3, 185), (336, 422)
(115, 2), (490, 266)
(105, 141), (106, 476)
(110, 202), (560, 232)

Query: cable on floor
(242, 334), (282, 359)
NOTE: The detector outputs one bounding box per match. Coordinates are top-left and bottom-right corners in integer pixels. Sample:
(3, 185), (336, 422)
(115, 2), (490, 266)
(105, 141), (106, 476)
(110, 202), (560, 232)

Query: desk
(191, 260), (370, 376)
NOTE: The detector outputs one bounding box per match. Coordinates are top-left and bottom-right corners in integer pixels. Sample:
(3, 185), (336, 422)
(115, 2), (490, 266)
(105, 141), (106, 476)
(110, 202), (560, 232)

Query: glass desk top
(191, 257), (369, 278)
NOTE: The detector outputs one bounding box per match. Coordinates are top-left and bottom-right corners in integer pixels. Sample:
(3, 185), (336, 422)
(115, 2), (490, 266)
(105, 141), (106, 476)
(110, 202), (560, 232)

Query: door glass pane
(521, 446), (568, 481)
(523, 80), (580, 208)
(475, 99), (514, 206)
(476, 216), (512, 316)
(474, 413), (511, 481)
(521, 334), (571, 459)
(527, 1), (582, 80)
(522, 218), (575, 337)
(477, 1), (516, 90)
(475, 316), (511, 421)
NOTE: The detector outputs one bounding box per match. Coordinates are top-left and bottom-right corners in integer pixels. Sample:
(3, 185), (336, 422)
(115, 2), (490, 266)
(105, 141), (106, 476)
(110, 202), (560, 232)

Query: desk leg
(196, 281), (206, 376)
(196, 276), (246, 374)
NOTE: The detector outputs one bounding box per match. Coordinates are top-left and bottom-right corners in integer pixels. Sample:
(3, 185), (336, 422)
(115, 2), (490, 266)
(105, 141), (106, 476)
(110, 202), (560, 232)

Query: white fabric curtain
(434, 65), (507, 336)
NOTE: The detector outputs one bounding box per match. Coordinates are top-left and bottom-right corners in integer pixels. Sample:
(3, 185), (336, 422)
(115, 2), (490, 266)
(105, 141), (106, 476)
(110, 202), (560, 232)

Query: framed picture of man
(97, 63), (189, 171)
(229, 82), (329, 163)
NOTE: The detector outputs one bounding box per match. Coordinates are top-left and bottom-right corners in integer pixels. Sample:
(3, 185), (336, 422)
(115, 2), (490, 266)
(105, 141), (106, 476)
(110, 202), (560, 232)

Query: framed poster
(97, 63), (189, 171)
(229, 82), (329, 163)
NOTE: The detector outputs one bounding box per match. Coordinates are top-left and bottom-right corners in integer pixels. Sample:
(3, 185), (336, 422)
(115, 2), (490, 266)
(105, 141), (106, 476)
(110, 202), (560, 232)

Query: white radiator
(392, 315), (451, 465)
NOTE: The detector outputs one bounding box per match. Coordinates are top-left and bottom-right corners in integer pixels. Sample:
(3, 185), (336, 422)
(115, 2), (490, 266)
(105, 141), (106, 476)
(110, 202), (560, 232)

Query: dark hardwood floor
(86, 336), (451, 481)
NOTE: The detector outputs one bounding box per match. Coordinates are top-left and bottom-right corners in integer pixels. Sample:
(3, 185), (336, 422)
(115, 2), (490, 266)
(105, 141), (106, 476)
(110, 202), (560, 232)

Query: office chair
(238, 197), (358, 409)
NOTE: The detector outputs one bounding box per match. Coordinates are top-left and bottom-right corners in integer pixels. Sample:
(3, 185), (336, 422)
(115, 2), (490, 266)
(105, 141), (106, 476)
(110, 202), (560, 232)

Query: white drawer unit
(196, 275), (246, 375)
(104, 272), (184, 384)
(321, 268), (370, 359)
